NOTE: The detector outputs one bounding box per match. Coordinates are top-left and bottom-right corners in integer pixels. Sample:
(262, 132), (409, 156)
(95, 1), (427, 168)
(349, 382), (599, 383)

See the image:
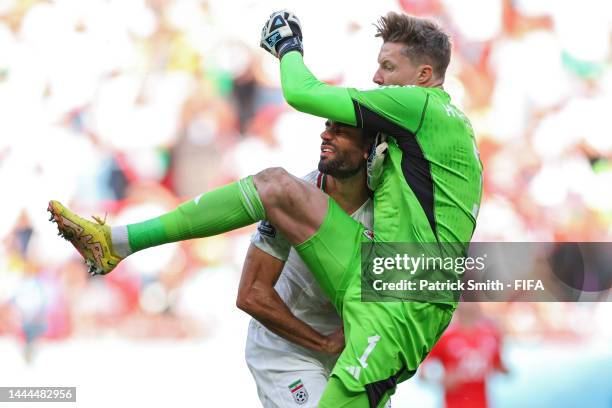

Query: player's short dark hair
(375, 12), (451, 80)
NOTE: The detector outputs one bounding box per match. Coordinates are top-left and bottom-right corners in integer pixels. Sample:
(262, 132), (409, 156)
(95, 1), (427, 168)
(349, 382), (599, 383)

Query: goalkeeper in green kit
(48, 10), (482, 407)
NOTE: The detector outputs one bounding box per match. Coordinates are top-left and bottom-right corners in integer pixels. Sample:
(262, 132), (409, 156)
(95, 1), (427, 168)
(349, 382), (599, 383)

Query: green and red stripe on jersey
(316, 172), (327, 191)
(288, 379), (304, 393)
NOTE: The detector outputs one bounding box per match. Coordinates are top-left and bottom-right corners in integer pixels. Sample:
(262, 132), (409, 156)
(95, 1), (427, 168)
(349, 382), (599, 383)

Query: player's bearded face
(318, 121), (367, 179)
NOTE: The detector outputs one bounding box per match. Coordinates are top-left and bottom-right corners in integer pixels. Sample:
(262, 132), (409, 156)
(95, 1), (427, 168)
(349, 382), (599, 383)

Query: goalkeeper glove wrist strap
(277, 37), (303, 59)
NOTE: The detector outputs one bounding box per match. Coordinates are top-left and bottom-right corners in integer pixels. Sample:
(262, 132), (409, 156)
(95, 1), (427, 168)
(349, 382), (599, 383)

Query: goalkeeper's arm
(280, 52), (357, 126)
(259, 10), (356, 124)
(279, 50), (425, 137)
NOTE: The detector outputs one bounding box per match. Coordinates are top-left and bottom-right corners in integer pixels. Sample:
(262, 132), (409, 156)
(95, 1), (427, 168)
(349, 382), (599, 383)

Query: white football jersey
(248, 169), (373, 344)
(246, 170), (374, 407)
(251, 171), (374, 342)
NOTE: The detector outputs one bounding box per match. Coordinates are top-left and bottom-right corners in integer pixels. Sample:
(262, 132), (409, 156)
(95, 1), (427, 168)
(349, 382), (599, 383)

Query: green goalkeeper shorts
(296, 197), (454, 406)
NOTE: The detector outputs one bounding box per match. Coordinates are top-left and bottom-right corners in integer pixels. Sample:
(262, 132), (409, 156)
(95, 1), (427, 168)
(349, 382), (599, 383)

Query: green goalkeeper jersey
(281, 52), (482, 244)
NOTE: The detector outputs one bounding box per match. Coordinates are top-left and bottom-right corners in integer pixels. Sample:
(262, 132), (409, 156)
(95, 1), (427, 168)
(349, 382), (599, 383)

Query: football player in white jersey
(236, 120), (375, 407)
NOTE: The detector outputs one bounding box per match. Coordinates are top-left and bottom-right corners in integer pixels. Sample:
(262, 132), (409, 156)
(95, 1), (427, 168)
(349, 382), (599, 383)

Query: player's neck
(415, 75), (444, 89)
(325, 171), (370, 214)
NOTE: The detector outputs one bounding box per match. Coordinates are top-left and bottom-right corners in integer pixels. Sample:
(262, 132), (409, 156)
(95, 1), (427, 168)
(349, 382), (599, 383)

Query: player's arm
(280, 52), (356, 125)
(236, 244), (343, 355)
(280, 52), (425, 136)
(261, 10), (425, 134)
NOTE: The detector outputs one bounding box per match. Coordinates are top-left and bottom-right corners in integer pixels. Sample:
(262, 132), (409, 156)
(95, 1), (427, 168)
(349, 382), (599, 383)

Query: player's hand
(260, 10), (303, 59)
(322, 327), (345, 354)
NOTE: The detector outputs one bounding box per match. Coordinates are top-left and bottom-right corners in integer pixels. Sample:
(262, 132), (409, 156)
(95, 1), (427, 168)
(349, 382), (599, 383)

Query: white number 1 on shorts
(358, 335), (381, 368)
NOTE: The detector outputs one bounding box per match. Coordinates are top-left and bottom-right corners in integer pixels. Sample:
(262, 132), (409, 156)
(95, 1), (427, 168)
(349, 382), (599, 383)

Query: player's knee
(254, 167), (296, 205)
(255, 167), (290, 183)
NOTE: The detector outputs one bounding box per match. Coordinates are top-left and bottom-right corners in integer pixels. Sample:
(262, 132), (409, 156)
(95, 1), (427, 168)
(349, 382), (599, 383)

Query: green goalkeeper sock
(125, 176), (265, 253)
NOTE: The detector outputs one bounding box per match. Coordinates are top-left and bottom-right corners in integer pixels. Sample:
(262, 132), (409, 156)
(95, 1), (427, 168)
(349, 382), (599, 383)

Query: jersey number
(346, 335), (381, 380)
(358, 335), (381, 368)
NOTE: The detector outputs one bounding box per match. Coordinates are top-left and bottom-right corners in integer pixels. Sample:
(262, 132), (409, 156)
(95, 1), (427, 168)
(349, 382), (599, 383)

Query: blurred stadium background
(0, 0), (611, 406)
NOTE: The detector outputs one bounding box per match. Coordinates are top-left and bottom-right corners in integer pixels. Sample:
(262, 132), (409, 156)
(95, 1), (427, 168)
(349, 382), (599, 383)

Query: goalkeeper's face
(318, 120), (369, 179)
(373, 42), (431, 87)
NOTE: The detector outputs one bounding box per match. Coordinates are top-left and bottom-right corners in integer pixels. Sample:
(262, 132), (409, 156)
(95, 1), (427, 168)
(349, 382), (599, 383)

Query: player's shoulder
(349, 85), (430, 111)
(350, 84), (426, 96)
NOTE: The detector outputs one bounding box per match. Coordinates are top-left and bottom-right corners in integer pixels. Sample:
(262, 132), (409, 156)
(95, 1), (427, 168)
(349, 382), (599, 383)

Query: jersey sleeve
(249, 170), (322, 262)
(347, 86), (427, 135)
(280, 52), (356, 125)
(251, 220), (291, 261)
(280, 51), (427, 135)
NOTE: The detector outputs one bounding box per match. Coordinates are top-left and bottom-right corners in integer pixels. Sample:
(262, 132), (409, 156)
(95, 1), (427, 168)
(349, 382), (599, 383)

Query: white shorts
(245, 320), (338, 408)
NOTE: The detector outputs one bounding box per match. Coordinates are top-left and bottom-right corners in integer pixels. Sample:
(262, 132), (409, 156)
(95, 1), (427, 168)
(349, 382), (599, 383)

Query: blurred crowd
(0, 0), (611, 362)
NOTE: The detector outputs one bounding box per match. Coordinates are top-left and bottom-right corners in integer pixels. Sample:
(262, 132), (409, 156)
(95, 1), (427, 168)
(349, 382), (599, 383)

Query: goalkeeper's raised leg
(49, 168), (332, 276)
